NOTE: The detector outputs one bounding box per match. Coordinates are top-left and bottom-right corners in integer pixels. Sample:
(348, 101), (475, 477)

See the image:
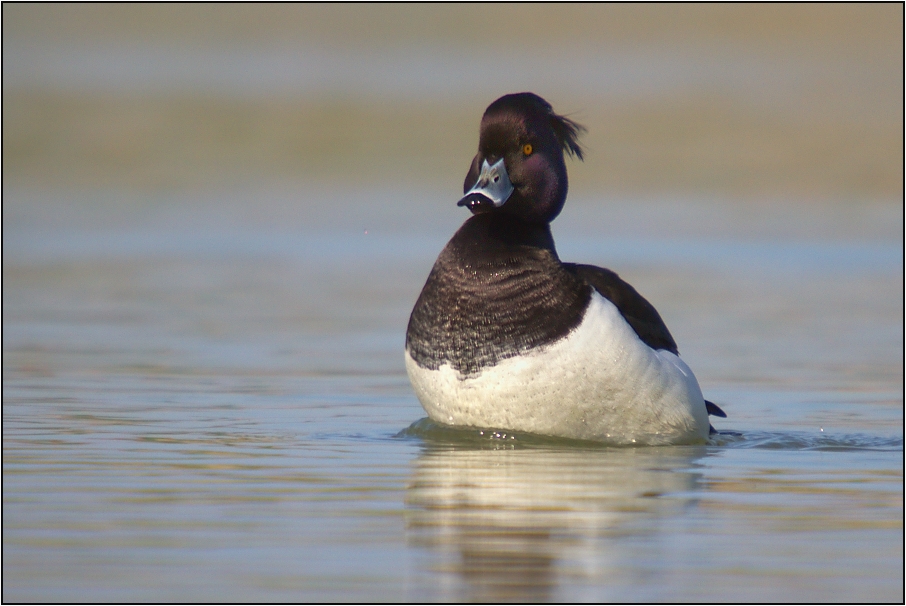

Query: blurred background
(4, 3), (902, 200)
(3, 3), (902, 381)
(3, 5), (903, 602)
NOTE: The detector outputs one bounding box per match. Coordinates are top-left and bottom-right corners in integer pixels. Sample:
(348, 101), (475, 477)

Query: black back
(563, 263), (679, 355)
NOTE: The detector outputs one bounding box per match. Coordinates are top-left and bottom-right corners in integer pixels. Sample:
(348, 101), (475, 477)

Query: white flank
(405, 292), (710, 445)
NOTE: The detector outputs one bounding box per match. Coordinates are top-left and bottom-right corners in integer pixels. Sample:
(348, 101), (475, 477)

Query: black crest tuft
(485, 92), (586, 160)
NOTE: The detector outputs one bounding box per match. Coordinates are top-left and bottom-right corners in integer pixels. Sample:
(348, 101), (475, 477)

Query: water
(3, 185), (902, 602)
(3, 5), (903, 601)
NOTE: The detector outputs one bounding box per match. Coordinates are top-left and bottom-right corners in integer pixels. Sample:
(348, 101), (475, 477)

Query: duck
(404, 92), (725, 445)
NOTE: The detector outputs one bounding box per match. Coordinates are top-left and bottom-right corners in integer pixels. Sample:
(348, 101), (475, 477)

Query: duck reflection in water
(404, 433), (707, 602)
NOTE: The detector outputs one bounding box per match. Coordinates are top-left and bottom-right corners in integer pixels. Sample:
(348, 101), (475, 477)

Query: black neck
(449, 214), (558, 266)
(406, 213), (590, 375)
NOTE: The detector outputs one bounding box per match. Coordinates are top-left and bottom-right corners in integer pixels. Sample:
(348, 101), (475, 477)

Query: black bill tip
(456, 193), (496, 214)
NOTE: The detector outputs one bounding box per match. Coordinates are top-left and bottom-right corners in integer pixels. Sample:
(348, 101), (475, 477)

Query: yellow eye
(522, 143), (533, 156)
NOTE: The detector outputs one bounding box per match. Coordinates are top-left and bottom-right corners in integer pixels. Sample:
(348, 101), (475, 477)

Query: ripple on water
(399, 417), (903, 452)
(713, 429), (903, 451)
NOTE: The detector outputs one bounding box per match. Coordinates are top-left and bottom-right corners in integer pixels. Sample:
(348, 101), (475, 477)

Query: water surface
(3, 186), (902, 602)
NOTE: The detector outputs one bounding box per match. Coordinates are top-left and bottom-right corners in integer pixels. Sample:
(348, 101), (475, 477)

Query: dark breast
(406, 215), (591, 376)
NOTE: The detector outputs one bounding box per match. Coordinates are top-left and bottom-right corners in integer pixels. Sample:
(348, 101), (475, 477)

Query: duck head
(458, 93), (585, 224)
